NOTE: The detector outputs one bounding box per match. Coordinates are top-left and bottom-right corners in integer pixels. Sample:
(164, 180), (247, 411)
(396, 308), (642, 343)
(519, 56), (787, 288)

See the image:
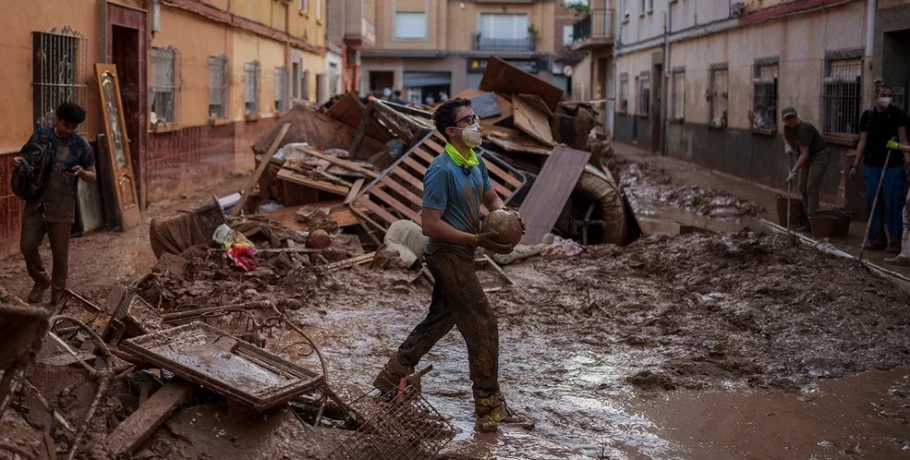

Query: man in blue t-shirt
(14, 102), (97, 304)
(372, 98), (525, 432)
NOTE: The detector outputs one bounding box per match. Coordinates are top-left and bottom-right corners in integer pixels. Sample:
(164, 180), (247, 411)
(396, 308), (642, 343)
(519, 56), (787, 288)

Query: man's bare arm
(482, 188), (504, 212)
(421, 207), (476, 245)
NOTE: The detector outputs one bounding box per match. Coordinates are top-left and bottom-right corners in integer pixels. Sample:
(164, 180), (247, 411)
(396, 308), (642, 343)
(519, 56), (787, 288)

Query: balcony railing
(573, 8), (615, 44)
(362, 17), (375, 44)
(474, 34), (535, 52)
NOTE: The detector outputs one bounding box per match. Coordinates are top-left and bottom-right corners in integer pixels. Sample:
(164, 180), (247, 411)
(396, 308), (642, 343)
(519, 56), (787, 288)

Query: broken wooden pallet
(349, 131), (526, 234)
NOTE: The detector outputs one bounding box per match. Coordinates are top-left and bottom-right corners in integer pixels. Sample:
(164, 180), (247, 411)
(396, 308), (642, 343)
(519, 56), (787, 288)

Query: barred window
(752, 60), (779, 131)
(151, 46), (180, 124)
(208, 55), (228, 119)
(619, 74), (629, 113)
(638, 73), (650, 116)
(709, 66), (728, 128)
(822, 58), (862, 136)
(32, 28), (88, 132)
(274, 66), (287, 112)
(670, 70), (685, 121)
(244, 61), (261, 115)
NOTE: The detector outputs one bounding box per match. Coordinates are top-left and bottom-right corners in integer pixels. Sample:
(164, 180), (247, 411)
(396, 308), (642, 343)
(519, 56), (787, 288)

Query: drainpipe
(660, 7), (670, 156)
(865, 0), (875, 58)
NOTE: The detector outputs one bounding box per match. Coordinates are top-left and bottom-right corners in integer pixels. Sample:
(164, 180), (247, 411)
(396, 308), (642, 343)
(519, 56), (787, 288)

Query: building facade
(613, 0), (877, 204)
(0, 0), (326, 257)
(359, 0), (557, 101)
(326, 0), (377, 97)
(570, 0), (616, 130)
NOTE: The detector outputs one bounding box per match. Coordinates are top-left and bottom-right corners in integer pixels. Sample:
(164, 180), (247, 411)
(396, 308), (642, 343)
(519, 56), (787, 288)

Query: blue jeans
(864, 165), (906, 243)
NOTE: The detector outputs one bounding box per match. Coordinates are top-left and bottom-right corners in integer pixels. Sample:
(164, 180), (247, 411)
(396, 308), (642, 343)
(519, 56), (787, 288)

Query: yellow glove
(887, 139), (901, 150)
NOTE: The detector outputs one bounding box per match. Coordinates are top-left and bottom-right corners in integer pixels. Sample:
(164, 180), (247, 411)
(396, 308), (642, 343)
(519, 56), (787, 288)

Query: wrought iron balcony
(572, 8), (615, 51)
(473, 34), (535, 52)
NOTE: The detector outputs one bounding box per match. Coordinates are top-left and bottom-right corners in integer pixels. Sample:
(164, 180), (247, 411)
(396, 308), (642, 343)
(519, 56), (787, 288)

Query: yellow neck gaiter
(444, 142), (479, 168)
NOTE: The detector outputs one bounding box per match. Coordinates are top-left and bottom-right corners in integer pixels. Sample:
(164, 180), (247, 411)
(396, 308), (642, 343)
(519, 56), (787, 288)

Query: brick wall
(0, 155), (25, 259)
(146, 118), (275, 203)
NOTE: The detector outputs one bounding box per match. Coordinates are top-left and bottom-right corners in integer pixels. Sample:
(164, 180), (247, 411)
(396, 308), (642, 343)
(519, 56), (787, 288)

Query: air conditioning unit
(731, 1), (746, 18)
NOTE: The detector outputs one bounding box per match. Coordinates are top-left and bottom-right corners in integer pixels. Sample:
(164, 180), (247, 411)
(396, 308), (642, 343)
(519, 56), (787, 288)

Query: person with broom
(782, 107), (830, 232)
(881, 137), (910, 266)
(849, 82), (909, 252)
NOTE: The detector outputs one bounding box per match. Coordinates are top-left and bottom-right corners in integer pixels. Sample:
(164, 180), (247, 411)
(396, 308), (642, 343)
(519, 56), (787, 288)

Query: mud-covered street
(4, 145), (910, 460)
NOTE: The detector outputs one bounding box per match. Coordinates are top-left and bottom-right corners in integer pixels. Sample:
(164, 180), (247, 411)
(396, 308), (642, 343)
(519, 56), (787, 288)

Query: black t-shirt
(860, 105), (908, 167)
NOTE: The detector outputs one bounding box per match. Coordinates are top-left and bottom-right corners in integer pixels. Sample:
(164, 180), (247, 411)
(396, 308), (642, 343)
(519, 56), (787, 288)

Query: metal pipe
(865, 0), (876, 57)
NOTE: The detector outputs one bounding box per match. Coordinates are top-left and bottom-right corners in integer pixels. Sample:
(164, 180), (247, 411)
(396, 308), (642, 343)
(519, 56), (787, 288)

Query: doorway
(107, 4), (147, 208)
(369, 71), (394, 97)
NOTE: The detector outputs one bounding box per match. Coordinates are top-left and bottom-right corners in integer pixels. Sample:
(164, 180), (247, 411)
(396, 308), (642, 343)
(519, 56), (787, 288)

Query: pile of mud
(619, 160), (764, 218)
(493, 232), (910, 390)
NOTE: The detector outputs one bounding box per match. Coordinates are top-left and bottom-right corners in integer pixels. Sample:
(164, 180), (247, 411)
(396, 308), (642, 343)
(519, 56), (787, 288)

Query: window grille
(208, 55), (228, 119)
(638, 73), (650, 116)
(752, 61), (779, 131)
(274, 66), (287, 112)
(32, 27), (88, 133)
(671, 70), (685, 121)
(619, 73), (629, 113)
(244, 61), (261, 116)
(151, 46), (180, 124)
(822, 58), (862, 136)
(709, 66), (728, 128)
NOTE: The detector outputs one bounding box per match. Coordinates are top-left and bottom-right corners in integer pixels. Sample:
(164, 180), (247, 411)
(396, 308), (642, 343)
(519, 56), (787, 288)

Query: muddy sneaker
(372, 353), (414, 396)
(474, 392), (528, 432)
(27, 280), (51, 304)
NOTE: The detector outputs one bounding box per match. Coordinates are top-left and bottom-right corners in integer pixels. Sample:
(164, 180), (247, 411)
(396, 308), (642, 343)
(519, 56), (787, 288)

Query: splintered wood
(350, 132), (526, 235)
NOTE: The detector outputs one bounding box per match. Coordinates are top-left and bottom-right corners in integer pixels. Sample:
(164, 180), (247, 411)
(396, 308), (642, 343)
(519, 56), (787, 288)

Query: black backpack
(11, 125), (54, 204)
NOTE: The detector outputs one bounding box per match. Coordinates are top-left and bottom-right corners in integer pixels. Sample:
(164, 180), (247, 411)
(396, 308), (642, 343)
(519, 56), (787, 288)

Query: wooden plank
(345, 178), (365, 205)
(479, 56), (564, 112)
(265, 200), (366, 231)
(379, 176), (423, 207)
(518, 93), (554, 118)
(513, 94), (556, 147)
(413, 146), (437, 164)
(470, 92), (502, 119)
(277, 168), (350, 196)
(371, 187), (422, 222)
(518, 145), (591, 245)
(105, 380), (195, 458)
(233, 123), (289, 216)
(326, 252), (376, 271)
(297, 146), (379, 178)
(357, 195), (400, 225)
(401, 156), (428, 175)
(484, 160), (523, 189)
(391, 167), (425, 192)
(490, 180), (511, 198)
(424, 138), (446, 153)
(325, 93), (390, 141)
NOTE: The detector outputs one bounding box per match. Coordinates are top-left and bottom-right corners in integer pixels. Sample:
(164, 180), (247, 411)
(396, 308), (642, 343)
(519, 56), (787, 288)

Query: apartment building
(0, 0), (325, 257)
(570, 0), (616, 129)
(613, 0), (876, 203)
(326, 0), (378, 98)
(553, 0), (588, 96)
(360, 0), (557, 103)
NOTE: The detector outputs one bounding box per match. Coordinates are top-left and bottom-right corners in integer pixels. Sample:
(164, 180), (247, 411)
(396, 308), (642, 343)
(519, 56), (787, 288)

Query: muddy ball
(306, 229), (332, 249)
(481, 209), (523, 247)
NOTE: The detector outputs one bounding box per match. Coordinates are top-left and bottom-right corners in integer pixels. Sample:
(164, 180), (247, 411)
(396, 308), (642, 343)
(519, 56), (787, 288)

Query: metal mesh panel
(208, 55), (228, 119)
(325, 385), (456, 460)
(32, 27), (88, 133)
(244, 61), (260, 115)
(752, 63), (779, 130)
(151, 46), (180, 124)
(710, 68), (728, 128)
(822, 58), (862, 136)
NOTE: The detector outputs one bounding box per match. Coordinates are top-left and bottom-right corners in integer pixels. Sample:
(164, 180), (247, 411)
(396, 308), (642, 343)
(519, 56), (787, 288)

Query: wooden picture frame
(95, 64), (141, 231)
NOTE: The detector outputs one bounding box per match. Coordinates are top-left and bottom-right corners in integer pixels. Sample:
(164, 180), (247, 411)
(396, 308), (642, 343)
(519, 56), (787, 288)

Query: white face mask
(878, 97), (892, 108)
(461, 123), (483, 148)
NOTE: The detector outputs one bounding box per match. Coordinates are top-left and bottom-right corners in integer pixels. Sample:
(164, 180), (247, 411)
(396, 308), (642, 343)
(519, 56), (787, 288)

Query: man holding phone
(13, 102), (97, 305)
